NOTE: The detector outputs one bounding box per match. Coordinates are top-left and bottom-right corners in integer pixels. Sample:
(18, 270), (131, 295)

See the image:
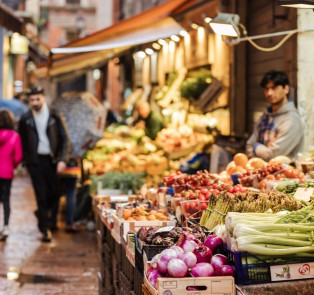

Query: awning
(0, 3), (24, 34)
(51, 17), (183, 54)
(35, 0), (198, 77)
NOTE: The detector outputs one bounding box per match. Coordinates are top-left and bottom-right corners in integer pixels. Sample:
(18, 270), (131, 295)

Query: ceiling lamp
(179, 30), (189, 37)
(145, 48), (154, 55)
(277, 0), (314, 8)
(170, 35), (180, 42)
(209, 13), (240, 37)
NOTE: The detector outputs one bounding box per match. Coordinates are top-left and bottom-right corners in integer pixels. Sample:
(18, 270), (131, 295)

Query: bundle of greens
(225, 201), (314, 257)
(200, 189), (302, 230)
(90, 171), (145, 194)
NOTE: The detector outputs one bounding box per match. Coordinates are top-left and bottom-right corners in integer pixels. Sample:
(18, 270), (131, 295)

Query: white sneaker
(2, 226), (9, 237)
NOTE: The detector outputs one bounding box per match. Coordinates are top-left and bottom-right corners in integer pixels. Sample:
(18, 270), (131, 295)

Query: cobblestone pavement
(0, 176), (99, 295)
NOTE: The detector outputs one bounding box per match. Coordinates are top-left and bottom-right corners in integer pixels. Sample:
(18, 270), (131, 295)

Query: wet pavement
(0, 176), (99, 295)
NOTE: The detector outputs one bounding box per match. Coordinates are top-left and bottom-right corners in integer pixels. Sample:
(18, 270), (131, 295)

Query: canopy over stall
(34, 0), (199, 77)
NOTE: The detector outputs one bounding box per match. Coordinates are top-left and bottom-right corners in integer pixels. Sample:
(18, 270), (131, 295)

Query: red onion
(193, 246), (212, 263)
(211, 254), (229, 270)
(191, 263), (214, 277)
(179, 252), (197, 268)
(167, 258), (188, 278)
(178, 238), (198, 253)
(151, 253), (160, 269)
(147, 269), (163, 289)
(204, 235), (223, 253)
(170, 245), (184, 256)
(157, 249), (178, 273)
(214, 265), (235, 276)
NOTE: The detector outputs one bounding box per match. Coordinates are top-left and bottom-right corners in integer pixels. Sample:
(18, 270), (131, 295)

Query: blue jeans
(64, 177), (77, 227)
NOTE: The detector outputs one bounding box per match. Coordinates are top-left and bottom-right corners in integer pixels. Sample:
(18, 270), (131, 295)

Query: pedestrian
(133, 100), (163, 140)
(0, 109), (23, 240)
(19, 86), (70, 242)
(59, 158), (81, 233)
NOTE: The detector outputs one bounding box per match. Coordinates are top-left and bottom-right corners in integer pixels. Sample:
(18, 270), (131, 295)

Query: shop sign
(270, 262), (314, 281)
(10, 33), (29, 54)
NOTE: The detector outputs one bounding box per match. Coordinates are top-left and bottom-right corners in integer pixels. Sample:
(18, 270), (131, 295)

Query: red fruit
(228, 187), (234, 193)
(184, 203), (191, 211)
(190, 201), (198, 211)
(198, 195), (205, 201)
(233, 186), (240, 193)
(212, 184), (218, 189)
(200, 202), (207, 211)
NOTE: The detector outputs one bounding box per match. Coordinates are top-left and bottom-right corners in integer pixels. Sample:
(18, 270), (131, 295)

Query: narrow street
(0, 176), (99, 295)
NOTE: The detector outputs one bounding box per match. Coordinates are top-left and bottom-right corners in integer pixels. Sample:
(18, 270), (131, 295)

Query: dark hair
(260, 70), (290, 88)
(28, 85), (44, 96)
(0, 108), (15, 130)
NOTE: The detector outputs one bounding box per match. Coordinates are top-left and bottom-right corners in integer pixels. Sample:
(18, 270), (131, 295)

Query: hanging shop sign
(10, 33), (29, 54)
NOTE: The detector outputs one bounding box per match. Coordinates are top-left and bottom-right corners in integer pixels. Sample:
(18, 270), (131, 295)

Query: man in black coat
(19, 86), (70, 242)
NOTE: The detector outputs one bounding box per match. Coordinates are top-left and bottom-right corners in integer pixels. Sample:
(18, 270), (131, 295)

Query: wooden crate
(112, 214), (176, 242)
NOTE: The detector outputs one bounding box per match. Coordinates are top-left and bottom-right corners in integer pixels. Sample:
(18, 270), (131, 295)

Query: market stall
(92, 150), (314, 295)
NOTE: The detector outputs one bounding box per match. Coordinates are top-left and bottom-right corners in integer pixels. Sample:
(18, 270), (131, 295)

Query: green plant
(180, 68), (212, 100)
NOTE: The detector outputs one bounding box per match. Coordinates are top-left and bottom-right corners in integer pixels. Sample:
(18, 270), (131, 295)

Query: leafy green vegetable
(90, 171), (145, 194)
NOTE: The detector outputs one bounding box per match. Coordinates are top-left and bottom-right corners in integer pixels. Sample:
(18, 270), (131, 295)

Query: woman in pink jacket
(0, 109), (23, 240)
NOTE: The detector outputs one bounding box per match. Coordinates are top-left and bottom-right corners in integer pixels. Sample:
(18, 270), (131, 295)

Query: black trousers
(0, 178), (12, 226)
(27, 155), (60, 232)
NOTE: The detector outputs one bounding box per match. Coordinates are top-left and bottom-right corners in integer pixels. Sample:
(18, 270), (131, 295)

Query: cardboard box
(144, 274), (235, 295)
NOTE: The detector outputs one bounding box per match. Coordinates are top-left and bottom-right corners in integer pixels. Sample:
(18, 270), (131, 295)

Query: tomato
(200, 202), (208, 211)
(212, 184), (218, 189)
(198, 195), (205, 201)
(228, 187), (234, 193)
(190, 201), (198, 211)
(233, 186), (240, 193)
(184, 203), (191, 211)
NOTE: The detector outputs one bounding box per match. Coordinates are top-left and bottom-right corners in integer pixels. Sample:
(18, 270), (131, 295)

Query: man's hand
(57, 161), (67, 173)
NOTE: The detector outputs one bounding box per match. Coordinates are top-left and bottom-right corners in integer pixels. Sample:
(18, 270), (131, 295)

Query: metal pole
(0, 27), (4, 98)
(236, 28), (314, 43)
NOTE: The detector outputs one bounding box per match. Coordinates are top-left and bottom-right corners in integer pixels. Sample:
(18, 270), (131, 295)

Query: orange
(233, 153), (249, 168)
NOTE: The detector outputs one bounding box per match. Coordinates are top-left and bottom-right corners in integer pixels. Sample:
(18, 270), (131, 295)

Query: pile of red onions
(147, 234), (234, 288)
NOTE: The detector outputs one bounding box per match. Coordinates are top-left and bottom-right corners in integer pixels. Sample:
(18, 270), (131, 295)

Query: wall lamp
(208, 12), (314, 52)
(277, 0), (314, 8)
(209, 13), (240, 37)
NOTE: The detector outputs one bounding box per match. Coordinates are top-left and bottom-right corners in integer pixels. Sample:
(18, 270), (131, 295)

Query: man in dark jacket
(19, 86), (70, 242)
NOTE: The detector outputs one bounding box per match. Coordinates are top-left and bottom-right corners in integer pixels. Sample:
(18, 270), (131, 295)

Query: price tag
(155, 226), (175, 234)
(293, 187), (314, 202)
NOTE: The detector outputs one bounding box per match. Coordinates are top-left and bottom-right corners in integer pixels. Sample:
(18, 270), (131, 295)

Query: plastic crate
(224, 247), (314, 285)
(134, 234), (168, 275)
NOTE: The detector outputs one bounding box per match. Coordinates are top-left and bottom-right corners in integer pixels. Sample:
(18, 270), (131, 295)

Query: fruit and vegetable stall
(93, 152), (314, 295)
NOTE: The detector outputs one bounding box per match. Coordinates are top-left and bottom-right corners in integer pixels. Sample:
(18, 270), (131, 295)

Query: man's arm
(246, 120), (261, 159)
(18, 116), (27, 163)
(253, 114), (303, 161)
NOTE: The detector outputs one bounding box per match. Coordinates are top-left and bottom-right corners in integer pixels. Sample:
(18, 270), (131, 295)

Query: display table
(237, 279), (314, 295)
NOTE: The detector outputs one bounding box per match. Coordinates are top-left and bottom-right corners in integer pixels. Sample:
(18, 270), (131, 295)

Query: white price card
(293, 187), (314, 202)
(155, 226), (175, 234)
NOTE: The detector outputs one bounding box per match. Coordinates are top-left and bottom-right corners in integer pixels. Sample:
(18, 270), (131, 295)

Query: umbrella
(52, 92), (107, 158)
(0, 98), (28, 120)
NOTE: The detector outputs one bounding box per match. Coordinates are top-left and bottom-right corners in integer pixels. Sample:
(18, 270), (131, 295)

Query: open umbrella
(0, 98), (28, 120)
(52, 92), (107, 158)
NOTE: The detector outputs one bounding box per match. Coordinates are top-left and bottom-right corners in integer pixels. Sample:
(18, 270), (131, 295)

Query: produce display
(225, 201), (314, 257)
(122, 207), (170, 221)
(146, 234), (234, 289)
(137, 225), (207, 246)
(155, 125), (204, 153)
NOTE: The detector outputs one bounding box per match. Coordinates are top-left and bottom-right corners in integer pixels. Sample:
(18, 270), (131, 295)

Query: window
(66, 0), (80, 5)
